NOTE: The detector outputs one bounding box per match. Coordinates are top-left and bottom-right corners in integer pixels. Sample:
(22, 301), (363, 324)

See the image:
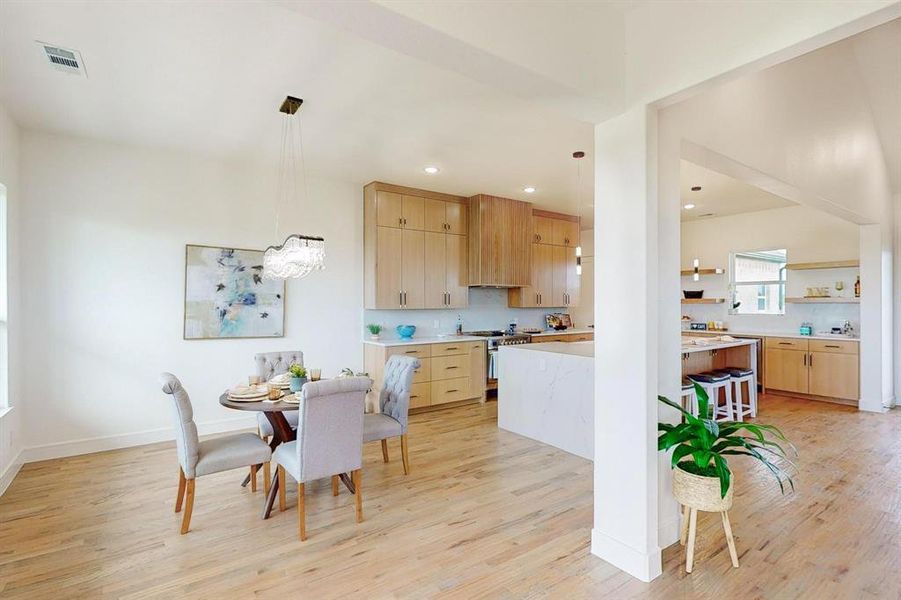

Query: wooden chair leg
(297, 483), (307, 541)
(278, 465), (286, 512)
(381, 439), (389, 463)
(721, 511), (740, 568)
(685, 508), (698, 573)
(352, 469), (363, 523)
(250, 465), (258, 492)
(263, 462), (271, 494)
(175, 468), (186, 513)
(331, 475), (339, 496)
(679, 504), (689, 546)
(180, 479), (195, 534)
(400, 434), (410, 475)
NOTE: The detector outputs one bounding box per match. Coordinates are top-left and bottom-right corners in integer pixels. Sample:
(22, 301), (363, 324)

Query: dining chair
(271, 377), (371, 540)
(158, 373), (273, 534)
(252, 351), (303, 491)
(363, 355), (419, 475)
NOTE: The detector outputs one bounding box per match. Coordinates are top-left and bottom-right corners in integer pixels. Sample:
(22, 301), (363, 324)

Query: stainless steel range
(462, 330), (532, 386)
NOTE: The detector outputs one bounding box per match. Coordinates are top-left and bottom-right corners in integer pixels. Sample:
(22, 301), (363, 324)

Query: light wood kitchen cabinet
(533, 216), (554, 244)
(364, 340), (487, 412)
(552, 245), (567, 306)
(424, 232), (468, 309)
(531, 332), (594, 343)
(508, 243), (552, 307)
(468, 194), (532, 287)
(764, 337), (859, 403)
(376, 190), (424, 230)
(425, 198), (467, 235)
(764, 347), (809, 394)
(564, 246), (580, 307)
(401, 229), (425, 308)
(365, 182), (469, 309)
(551, 218), (580, 247)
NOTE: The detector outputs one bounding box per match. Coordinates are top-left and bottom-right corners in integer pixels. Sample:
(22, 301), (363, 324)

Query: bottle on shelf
(854, 276), (861, 298)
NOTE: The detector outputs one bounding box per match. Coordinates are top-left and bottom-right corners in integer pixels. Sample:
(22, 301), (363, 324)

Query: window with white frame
(730, 249), (786, 315)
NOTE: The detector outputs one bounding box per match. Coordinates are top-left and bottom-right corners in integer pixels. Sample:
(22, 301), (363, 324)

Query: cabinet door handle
(445, 347), (459, 351)
(778, 342), (793, 345)
(399, 291), (403, 306)
(537, 234), (542, 242)
(447, 389), (459, 393)
(824, 344), (841, 348)
(410, 395), (419, 399)
(565, 237), (569, 245)
(446, 366), (459, 370)
(809, 353), (813, 366)
(399, 217), (403, 226)
(405, 351), (418, 354)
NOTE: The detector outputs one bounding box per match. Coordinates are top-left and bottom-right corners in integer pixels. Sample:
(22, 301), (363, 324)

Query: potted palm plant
(658, 383), (796, 571)
(288, 363), (308, 392)
(366, 323), (382, 340)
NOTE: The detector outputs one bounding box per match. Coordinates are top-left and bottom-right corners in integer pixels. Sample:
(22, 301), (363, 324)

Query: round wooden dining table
(218, 392), (356, 519)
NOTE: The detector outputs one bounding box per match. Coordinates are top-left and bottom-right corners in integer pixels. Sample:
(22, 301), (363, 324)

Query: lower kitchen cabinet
(764, 337), (859, 403)
(363, 340), (486, 412)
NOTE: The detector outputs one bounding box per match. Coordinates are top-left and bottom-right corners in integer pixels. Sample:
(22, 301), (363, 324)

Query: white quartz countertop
(502, 341), (594, 358)
(684, 329), (859, 342)
(363, 335), (485, 347)
(527, 328), (594, 338)
(681, 338), (758, 354)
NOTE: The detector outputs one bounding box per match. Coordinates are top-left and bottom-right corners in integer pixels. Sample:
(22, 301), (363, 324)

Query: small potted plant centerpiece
(288, 363), (308, 393)
(366, 323), (382, 340)
(658, 383), (796, 573)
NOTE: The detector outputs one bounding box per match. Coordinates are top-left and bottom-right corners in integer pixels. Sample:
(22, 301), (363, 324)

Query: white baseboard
(591, 528), (663, 582)
(0, 449), (23, 497)
(19, 415), (257, 464)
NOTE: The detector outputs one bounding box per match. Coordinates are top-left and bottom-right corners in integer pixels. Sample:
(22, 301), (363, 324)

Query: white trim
(19, 415), (257, 464)
(591, 528), (663, 583)
(0, 448), (23, 496)
(0, 405), (12, 420)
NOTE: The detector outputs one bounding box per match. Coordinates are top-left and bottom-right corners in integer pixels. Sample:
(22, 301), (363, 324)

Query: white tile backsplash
(364, 288), (576, 339)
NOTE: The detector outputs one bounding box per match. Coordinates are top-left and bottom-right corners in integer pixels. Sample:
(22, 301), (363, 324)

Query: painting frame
(183, 243), (286, 340)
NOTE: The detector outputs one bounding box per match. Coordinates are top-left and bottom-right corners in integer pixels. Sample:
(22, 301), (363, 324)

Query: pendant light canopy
(263, 96), (326, 279)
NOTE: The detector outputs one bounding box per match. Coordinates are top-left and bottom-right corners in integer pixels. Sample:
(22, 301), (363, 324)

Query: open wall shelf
(680, 268), (724, 276)
(785, 297), (860, 304)
(785, 260), (859, 271)
(681, 298), (726, 304)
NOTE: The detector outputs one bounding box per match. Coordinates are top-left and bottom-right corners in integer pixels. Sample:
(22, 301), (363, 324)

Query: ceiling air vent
(38, 42), (87, 77)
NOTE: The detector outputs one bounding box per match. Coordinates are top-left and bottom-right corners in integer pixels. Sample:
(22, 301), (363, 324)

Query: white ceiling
(680, 160), (796, 222)
(0, 1), (595, 220)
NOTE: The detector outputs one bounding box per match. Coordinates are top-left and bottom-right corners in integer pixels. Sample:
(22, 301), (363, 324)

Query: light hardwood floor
(1, 396), (899, 598)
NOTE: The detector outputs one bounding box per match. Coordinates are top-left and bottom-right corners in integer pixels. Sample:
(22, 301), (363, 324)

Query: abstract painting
(184, 244), (285, 339)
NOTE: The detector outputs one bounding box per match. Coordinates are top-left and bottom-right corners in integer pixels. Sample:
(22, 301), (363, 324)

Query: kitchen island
(497, 341), (593, 460)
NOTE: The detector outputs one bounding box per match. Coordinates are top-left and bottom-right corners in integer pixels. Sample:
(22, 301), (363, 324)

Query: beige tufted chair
(254, 351), (303, 437)
(363, 355), (419, 475)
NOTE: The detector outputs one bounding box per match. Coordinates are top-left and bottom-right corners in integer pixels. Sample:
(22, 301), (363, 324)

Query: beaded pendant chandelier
(262, 96), (325, 279)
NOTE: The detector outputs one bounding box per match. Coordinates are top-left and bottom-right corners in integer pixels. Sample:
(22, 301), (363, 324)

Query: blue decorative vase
(289, 377), (307, 392)
(396, 325), (416, 339)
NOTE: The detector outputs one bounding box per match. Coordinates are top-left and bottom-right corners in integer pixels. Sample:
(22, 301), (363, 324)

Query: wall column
(859, 222), (893, 412)
(592, 106), (662, 581)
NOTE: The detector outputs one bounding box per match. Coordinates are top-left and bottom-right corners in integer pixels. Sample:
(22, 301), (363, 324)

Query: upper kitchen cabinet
(533, 215), (554, 244)
(509, 209), (581, 307)
(551, 216), (580, 247)
(424, 198), (467, 235)
(364, 182), (469, 309)
(468, 194), (532, 287)
(376, 190), (424, 230)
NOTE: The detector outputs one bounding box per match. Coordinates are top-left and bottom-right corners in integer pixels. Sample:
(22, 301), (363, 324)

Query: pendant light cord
(274, 114), (289, 240)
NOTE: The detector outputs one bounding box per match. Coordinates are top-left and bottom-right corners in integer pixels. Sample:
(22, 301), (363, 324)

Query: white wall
(0, 103), (23, 493)
(681, 206), (862, 333)
(18, 131), (364, 460)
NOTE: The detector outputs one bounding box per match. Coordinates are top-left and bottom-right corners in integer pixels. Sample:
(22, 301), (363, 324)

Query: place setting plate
(227, 385), (269, 401)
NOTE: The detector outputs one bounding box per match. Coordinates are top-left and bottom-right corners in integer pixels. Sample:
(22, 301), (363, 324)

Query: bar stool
(716, 367), (757, 421)
(680, 378), (698, 417)
(688, 372), (733, 421)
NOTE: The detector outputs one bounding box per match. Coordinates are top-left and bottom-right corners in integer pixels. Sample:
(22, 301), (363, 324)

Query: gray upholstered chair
(159, 373), (272, 534)
(363, 355), (419, 475)
(254, 350), (303, 438)
(271, 377), (371, 540)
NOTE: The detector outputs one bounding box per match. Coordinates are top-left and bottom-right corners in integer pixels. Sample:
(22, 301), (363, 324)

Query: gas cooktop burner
(464, 330), (505, 337)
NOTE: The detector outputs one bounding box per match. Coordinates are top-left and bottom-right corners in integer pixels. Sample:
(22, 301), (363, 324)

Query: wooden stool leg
(180, 479), (195, 534)
(679, 504), (689, 546)
(297, 483), (307, 541)
(722, 511), (739, 568)
(175, 468), (186, 513)
(250, 465), (258, 492)
(685, 508), (698, 573)
(278, 465), (286, 512)
(381, 439), (389, 463)
(400, 434), (410, 475)
(263, 462), (271, 494)
(331, 475), (339, 496)
(352, 469), (363, 523)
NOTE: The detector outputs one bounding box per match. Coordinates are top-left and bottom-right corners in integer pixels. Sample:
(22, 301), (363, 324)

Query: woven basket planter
(673, 464), (734, 512)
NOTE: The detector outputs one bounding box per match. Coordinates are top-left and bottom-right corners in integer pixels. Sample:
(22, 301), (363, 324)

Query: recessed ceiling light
(424, 166), (440, 174)
(523, 186), (536, 193)
(691, 186), (702, 192)
(683, 203), (695, 210)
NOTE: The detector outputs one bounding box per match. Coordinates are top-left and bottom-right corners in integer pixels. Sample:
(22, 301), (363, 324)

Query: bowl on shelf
(683, 290), (704, 299)
(396, 325), (417, 339)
